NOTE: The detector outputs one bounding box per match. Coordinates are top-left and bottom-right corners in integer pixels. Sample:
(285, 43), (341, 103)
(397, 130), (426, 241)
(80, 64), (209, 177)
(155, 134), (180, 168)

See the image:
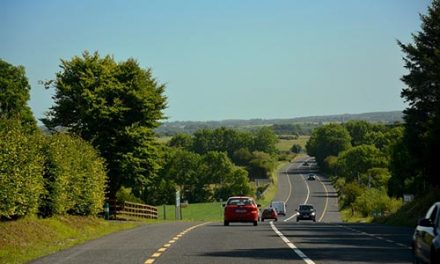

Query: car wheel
(262, 218), (264, 222)
(296, 218), (299, 222)
(224, 221), (229, 226)
(313, 218), (316, 222)
(253, 221), (258, 226)
(275, 218), (278, 222)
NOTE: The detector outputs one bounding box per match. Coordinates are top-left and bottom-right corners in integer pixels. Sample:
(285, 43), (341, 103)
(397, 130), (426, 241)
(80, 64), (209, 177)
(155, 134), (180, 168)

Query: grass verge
(0, 216), (144, 264)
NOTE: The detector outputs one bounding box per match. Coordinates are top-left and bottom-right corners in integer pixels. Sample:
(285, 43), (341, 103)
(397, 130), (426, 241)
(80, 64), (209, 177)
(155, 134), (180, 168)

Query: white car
(270, 201), (286, 216)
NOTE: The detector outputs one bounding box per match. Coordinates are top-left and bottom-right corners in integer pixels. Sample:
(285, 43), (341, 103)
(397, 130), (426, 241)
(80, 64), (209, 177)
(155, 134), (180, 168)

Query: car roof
(227, 196), (253, 199)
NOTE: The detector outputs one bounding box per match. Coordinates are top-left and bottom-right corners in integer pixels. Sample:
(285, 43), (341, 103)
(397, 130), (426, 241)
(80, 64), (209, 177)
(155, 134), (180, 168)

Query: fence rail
(108, 200), (158, 220)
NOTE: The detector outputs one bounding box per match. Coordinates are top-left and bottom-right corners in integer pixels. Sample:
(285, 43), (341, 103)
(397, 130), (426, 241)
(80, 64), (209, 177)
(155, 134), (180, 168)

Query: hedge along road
(31, 156), (415, 264)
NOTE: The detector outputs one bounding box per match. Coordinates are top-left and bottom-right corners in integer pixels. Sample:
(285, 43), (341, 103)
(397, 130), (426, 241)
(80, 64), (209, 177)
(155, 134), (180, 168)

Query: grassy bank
(0, 216), (144, 264)
(376, 188), (440, 227)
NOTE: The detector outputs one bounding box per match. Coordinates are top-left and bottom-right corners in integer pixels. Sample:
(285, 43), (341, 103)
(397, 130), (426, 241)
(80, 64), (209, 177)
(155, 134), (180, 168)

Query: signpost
(175, 191), (181, 220)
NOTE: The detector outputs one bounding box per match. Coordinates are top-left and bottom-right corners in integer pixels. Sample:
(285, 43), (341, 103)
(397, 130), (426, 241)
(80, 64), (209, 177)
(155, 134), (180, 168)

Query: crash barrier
(108, 200), (158, 220)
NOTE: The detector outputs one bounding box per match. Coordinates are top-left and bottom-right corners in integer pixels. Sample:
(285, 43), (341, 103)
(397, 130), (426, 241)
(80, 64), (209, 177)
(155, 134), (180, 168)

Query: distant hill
(156, 111), (404, 136)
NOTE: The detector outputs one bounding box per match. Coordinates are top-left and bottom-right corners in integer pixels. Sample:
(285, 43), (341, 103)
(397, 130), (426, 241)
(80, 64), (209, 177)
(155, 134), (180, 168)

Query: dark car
(261, 208), (278, 222)
(296, 204), (316, 222)
(413, 201), (440, 263)
(223, 196), (260, 226)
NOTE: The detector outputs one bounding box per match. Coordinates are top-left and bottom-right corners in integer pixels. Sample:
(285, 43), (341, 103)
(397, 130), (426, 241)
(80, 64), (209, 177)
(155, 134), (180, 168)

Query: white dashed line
(271, 221), (315, 264)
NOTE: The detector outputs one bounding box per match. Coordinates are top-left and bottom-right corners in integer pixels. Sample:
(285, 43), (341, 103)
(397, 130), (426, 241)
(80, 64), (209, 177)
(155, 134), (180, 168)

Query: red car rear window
(227, 198), (254, 206)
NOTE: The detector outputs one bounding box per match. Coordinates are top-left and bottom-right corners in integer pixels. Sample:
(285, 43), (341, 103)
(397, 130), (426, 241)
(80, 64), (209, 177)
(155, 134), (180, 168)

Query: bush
(40, 133), (107, 216)
(0, 119), (45, 219)
(116, 186), (143, 204)
(354, 188), (403, 217)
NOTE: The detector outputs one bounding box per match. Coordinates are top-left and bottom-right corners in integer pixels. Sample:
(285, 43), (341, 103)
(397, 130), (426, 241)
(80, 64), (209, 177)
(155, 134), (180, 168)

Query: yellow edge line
(144, 222), (209, 264)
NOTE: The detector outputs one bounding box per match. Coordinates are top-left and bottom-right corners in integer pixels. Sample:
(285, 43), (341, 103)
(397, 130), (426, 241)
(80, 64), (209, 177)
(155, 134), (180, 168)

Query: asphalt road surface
(31, 156), (415, 264)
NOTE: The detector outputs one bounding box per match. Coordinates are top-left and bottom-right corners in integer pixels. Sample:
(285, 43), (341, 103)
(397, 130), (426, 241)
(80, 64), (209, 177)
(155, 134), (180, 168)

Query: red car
(223, 196), (260, 226)
(261, 208), (278, 222)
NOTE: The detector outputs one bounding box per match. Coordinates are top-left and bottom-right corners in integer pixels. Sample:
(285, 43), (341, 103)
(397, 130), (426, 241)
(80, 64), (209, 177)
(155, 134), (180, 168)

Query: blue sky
(0, 0), (432, 122)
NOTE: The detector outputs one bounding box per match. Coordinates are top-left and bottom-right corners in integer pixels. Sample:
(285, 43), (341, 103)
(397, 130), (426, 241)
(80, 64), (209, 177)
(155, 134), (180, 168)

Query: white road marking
(283, 163), (294, 204)
(284, 173), (310, 222)
(270, 221), (315, 264)
(317, 176), (329, 222)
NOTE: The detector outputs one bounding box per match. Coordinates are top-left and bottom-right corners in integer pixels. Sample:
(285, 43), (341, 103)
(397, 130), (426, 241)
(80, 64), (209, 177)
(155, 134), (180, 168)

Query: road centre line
(316, 175), (329, 222)
(270, 222), (315, 264)
(283, 163), (294, 204)
(284, 173), (310, 222)
(144, 222), (208, 264)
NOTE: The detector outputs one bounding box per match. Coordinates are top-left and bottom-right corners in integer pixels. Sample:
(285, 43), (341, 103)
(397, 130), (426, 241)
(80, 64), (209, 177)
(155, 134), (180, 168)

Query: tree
(398, 0), (440, 189)
(306, 124), (352, 166)
(336, 145), (388, 182)
(42, 51), (167, 198)
(290, 144), (302, 154)
(344, 120), (373, 146)
(252, 127), (278, 154)
(168, 133), (193, 149)
(0, 59), (36, 128)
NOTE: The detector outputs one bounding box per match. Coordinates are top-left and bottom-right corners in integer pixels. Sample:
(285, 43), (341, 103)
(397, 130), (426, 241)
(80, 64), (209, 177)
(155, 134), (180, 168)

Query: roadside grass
(340, 208), (373, 223)
(256, 161), (288, 208)
(0, 216), (144, 264)
(158, 202), (224, 222)
(276, 136), (310, 152)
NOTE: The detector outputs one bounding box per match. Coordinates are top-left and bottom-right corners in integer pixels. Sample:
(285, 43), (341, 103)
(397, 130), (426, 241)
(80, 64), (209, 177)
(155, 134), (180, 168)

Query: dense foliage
(40, 133), (107, 216)
(0, 119), (44, 218)
(42, 51), (167, 198)
(391, 0), (440, 194)
(0, 59), (36, 129)
(309, 121), (404, 218)
(306, 123), (352, 166)
(0, 59), (107, 219)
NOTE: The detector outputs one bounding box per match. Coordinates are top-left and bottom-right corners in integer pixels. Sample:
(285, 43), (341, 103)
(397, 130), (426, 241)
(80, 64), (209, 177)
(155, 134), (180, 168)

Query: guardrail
(108, 200), (158, 220)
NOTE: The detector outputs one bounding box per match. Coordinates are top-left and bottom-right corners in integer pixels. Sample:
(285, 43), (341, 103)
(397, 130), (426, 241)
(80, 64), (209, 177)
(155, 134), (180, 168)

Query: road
(31, 156), (415, 264)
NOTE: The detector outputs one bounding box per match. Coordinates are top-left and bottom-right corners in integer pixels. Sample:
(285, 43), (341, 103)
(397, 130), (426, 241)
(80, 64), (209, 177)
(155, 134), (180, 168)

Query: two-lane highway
(31, 156), (415, 264)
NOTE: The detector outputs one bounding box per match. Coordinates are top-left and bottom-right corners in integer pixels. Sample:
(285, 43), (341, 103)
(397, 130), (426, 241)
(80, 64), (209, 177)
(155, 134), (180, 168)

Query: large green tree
(306, 123), (352, 166)
(0, 59), (36, 128)
(43, 51), (167, 198)
(398, 0), (440, 189)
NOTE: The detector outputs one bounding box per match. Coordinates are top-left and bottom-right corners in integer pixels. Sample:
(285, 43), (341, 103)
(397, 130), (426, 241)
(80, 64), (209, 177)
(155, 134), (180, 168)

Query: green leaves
(398, 0), (440, 190)
(43, 51), (167, 199)
(41, 133), (107, 216)
(0, 119), (44, 218)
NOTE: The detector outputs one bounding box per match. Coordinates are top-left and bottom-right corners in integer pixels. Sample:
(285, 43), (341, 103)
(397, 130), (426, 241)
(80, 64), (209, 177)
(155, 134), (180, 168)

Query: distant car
(303, 161), (309, 166)
(412, 202), (440, 263)
(271, 201), (287, 216)
(261, 208), (278, 222)
(296, 204), (316, 222)
(307, 173), (317, 180)
(223, 196), (260, 226)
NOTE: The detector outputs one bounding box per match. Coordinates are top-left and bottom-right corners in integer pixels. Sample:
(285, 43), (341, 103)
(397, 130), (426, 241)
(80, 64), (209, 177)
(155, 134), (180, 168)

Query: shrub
(40, 133), (107, 216)
(0, 119), (44, 219)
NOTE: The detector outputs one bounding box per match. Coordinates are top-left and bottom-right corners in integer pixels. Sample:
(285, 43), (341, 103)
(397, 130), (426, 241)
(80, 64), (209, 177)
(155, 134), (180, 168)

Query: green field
(276, 135), (310, 152)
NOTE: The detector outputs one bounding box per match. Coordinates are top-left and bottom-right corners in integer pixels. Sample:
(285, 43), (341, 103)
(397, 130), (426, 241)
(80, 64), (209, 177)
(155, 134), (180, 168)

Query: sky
(0, 0), (433, 122)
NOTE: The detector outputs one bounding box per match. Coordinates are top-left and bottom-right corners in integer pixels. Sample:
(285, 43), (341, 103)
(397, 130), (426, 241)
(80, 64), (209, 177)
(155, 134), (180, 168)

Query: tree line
(1, 53), (281, 219)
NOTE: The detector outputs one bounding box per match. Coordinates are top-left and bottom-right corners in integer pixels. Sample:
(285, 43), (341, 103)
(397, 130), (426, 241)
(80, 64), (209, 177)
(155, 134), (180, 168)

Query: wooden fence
(108, 200), (158, 220)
